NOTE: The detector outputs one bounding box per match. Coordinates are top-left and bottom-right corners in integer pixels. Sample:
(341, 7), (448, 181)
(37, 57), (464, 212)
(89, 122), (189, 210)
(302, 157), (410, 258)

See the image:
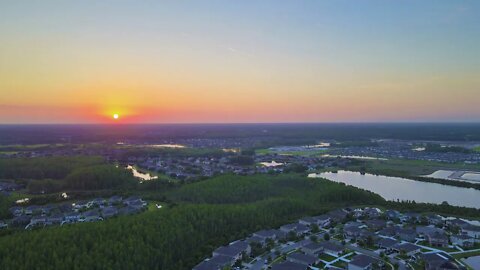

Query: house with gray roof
(101, 206), (118, 218)
(287, 252), (319, 266)
(376, 238), (399, 251)
(392, 243), (421, 256)
(420, 253), (466, 270)
(206, 255), (235, 268)
(397, 228), (417, 242)
(212, 245), (244, 261)
(192, 260), (220, 270)
(253, 229), (277, 240)
(462, 224), (480, 238)
(271, 261), (307, 270)
(302, 242), (324, 255)
(348, 254), (378, 270)
(451, 234), (475, 248)
(318, 241), (344, 256)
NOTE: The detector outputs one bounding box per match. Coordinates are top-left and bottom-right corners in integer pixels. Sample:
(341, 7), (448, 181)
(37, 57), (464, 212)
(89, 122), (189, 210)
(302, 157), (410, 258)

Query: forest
(0, 156), (137, 192)
(1, 172), (479, 269)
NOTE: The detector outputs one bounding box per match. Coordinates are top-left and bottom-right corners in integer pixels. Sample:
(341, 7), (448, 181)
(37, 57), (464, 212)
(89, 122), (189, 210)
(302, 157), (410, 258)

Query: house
(302, 242), (324, 255)
(101, 206), (118, 218)
(328, 209), (349, 222)
(348, 254), (378, 270)
(124, 196), (145, 206)
(83, 210), (103, 222)
(287, 252), (319, 266)
(446, 219), (469, 229)
(58, 203), (73, 213)
(345, 221), (364, 229)
(416, 226), (445, 237)
(212, 244), (244, 262)
(0, 220), (8, 229)
(462, 224), (480, 238)
(425, 232), (449, 247)
(228, 240), (251, 256)
(358, 229), (377, 242)
(384, 210), (401, 220)
(108, 195), (123, 205)
(26, 216), (47, 229)
(11, 215), (31, 227)
(63, 212), (81, 224)
(420, 253), (466, 270)
(46, 214), (64, 225)
(392, 243), (421, 257)
(378, 226), (398, 237)
(192, 260), (220, 270)
(246, 235), (265, 245)
(426, 214), (444, 226)
(9, 206), (23, 217)
(206, 255), (235, 268)
(364, 219), (387, 231)
(344, 226), (362, 240)
(397, 228), (417, 242)
(271, 229), (287, 240)
(362, 207), (381, 219)
(72, 201), (89, 211)
(280, 223), (310, 236)
(312, 214), (332, 227)
(40, 204), (55, 215)
(451, 234), (475, 248)
(298, 216), (317, 226)
(318, 241), (344, 256)
(24, 205), (41, 215)
(271, 261), (307, 270)
(118, 206), (141, 215)
(376, 238), (399, 251)
(402, 212), (421, 223)
(253, 229), (277, 241)
(89, 198), (106, 208)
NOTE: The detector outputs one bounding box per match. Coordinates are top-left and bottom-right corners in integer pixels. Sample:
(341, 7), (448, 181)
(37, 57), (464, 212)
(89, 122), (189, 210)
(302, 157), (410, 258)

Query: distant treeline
(2, 123), (480, 145)
(0, 156), (138, 194)
(424, 143), (472, 153)
(0, 156), (104, 179)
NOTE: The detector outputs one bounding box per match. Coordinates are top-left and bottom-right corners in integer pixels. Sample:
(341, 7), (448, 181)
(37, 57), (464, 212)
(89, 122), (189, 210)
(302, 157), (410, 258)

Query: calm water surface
(309, 171), (480, 208)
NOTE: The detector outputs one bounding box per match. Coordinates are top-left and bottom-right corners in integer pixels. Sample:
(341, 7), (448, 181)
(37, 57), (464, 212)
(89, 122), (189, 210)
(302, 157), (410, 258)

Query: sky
(0, 0), (479, 124)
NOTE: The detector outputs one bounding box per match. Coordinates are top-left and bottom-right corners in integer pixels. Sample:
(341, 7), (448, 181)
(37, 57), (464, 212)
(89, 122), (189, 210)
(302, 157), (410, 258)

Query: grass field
(352, 158), (480, 176)
(474, 146), (480, 153)
(256, 148), (328, 156)
(319, 253), (337, 262)
(453, 250), (480, 259)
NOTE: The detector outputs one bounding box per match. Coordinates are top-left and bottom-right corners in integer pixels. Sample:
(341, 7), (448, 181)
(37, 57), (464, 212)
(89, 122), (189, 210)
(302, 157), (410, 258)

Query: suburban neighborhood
(1, 196), (147, 230)
(193, 207), (480, 270)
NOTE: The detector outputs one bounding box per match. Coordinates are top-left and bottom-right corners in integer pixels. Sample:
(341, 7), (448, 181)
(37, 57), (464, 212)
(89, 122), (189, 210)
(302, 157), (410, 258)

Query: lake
(308, 171), (480, 208)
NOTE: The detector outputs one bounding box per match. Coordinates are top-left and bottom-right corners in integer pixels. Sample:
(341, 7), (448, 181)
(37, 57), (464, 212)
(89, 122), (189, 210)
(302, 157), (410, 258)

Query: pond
(259, 161), (284, 167)
(308, 171), (480, 208)
(464, 256), (480, 269)
(126, 165), (158, 181)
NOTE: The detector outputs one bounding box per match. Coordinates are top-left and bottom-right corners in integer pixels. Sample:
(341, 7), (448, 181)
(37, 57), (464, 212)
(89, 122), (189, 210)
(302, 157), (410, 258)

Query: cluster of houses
(329, 140), (480, 164)
(193, 208), (478, 270)
(2, 196), (147, 230)
(0, 181), (23, 196)
(129, 153), (351, 181)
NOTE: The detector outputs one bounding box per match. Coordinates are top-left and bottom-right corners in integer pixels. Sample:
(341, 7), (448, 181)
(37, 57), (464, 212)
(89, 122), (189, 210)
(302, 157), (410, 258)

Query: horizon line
(1, 121), (480, 126)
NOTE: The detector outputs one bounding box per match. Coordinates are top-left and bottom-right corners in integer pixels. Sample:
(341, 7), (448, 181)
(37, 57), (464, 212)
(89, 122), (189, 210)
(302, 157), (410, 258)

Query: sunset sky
(1, 1), (479, 124)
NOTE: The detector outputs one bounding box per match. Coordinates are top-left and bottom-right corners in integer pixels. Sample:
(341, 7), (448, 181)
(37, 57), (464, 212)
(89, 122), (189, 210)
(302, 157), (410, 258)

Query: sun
(113, 113), (119, 120)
